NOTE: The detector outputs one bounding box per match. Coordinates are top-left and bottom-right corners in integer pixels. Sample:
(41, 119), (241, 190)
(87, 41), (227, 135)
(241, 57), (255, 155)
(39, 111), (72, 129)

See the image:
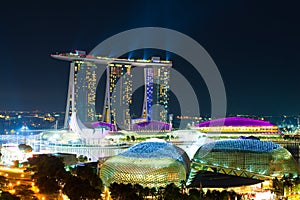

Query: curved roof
(188, 139), (299, 186)
(196, 117), (275, 127)
(188, 171), (263, 188)
(119, 140), (190, 170)
(100, 140), (190, 188)
(199, 139), (280, 153)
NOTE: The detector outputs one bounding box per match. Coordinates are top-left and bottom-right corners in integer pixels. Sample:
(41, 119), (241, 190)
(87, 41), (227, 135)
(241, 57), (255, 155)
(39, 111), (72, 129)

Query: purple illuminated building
(194, 117), (280, 134)
(131, 121), (171, 133)
(92, 121), (117, 132)
(196, 117), (275, 127)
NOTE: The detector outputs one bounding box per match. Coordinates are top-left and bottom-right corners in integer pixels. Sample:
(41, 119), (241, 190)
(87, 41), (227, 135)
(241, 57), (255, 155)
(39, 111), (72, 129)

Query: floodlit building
(100, 139), (190, 188)
(0, 143), (31, 166)
(144, 59), (170, 122)
(53, 50), (103, 127)
(131, 121), (171, 133)
(51, 52), (172, 131)
(187, 139), (300, 187)
(103, 63), (133, 129)
(194, 117), (280, 137)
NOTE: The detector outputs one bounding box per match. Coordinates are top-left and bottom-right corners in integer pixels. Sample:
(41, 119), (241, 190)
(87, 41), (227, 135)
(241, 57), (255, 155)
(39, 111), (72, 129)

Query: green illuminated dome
(188, 139), (300, 186)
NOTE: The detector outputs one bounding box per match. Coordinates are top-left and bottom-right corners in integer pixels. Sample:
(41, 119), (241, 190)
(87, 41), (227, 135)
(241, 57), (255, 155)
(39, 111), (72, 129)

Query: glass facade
(100, 141), (190, 188)
(188, 139), (300, 185)
(103, 63), (132, 129)
(144, 65), (170, 123)
(65, 61), (101, 126)
(75, 62), (99, 123)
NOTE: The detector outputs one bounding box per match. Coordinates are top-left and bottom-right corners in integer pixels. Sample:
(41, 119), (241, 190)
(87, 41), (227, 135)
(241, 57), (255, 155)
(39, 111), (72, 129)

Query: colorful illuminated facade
(75, 62), (100, 123)
(143, 62), (170, 123)
(100, 140), (190, 188)
(194, 117), (280, 136)
(187, 139), (299, 187)
(51, 52), (172, 131)
(103, 63), (133, 129)
(131, 121), (171, 133)
(56, 50), (102, 127)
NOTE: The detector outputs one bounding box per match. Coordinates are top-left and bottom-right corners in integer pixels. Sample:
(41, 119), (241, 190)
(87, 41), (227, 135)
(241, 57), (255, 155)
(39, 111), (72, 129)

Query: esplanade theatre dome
(187, 139), (300, 187)
(100, 139), (190, 188)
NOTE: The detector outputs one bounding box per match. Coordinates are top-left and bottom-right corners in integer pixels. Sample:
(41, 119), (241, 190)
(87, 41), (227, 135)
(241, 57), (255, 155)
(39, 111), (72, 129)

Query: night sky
(0, 0), (299, 116)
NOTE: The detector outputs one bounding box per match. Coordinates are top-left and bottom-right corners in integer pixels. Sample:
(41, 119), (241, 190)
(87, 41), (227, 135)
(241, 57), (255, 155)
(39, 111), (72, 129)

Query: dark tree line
(27, 154), (102, 200)
(108, 182), (241, 200)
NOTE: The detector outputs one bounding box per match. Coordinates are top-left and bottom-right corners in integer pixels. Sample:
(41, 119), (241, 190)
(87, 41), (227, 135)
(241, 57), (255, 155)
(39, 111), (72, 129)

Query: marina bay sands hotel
(51, 50), (172, 130)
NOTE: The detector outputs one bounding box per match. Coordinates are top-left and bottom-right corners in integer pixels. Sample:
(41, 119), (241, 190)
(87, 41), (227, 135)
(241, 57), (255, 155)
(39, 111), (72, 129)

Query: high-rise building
(51, 51), (172, 131)
(64, 60), (100, 127)
(144, 59), (170, 122)
(75, 62), (99, 123)
(103, 63), (133, 129)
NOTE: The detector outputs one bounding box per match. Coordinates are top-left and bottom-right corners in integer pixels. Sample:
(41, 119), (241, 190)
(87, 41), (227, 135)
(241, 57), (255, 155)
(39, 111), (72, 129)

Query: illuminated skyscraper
(103, 63), (133, 129)
(75, 62), (99, 123)
(144, 57), (170, 122)
(52, 52), (172, 130)
(64, 60), (100, 127)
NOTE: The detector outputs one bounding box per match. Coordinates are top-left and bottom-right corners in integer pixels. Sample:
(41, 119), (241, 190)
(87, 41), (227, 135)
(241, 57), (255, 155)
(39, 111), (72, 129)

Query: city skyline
(0, 1), (300, 116)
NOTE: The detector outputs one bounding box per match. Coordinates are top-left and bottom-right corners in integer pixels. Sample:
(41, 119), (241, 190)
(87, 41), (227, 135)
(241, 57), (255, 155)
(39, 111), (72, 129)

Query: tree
(13, 184), (35, 199)
(73, 165), (103, 190)
(29, 155), (68, 180)
(0, 175), (8, 189)
(29, 155), (102, 200)
(149, 187), (157, 199)
(188, 189), (203, 200)
(133, 184), (145, 199)
(28, 154), (70, 194)
(0, 191), (20, 200)
(143, 187), (150, 199)
(180, 180), (186, 194)
(109, 182), (140, 200)
(18, 144), (32, 153)
(273, 177), (283, 195)
(282, 174), (295, 196)
(163, 183), (186, 200)
(63, 176), (101, 200)
(37, 176), (60, 194)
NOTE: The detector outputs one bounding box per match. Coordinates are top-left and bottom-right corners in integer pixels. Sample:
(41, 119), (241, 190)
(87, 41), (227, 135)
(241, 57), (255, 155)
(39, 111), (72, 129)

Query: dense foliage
(108, 182), (241, 200)
(27, 154), (102, 199)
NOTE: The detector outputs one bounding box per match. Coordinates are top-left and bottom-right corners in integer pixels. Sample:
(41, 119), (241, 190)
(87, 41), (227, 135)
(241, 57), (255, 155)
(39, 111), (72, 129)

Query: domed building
(194, 117), (280, 137)
(100, 139), (190, 188)
(187, 139), (300, 187)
